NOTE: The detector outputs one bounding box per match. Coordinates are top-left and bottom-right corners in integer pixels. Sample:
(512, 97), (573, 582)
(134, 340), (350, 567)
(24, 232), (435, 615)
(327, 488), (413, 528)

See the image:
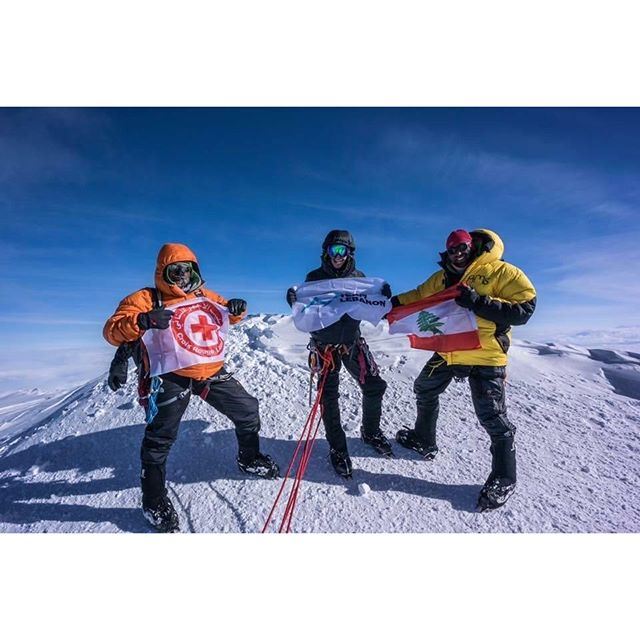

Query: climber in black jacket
(286, 230), (392, 478)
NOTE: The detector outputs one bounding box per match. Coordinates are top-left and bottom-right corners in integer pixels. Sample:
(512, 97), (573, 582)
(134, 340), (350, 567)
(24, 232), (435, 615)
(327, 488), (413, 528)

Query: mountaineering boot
(477, 477), (516, 512)
(329, 448), (353, 479)
(237, 451), (280, 479)
(142, 495), (180, 533)
(395, 428), (438, 460)
(361, 429), (394, 457)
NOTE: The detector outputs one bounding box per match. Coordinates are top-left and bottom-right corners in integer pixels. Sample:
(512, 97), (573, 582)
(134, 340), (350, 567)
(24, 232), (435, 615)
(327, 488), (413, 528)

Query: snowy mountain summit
(1, 315), (639, 533)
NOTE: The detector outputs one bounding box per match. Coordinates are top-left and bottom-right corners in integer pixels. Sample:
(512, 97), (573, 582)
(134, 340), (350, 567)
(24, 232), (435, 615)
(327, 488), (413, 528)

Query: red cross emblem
(190, 314), (217, 341)
(171, 300), (225, 358)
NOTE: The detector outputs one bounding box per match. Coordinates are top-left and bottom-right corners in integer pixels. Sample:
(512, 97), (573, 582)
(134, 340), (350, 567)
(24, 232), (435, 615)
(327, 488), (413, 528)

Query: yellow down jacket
(396, 229), (536, 366)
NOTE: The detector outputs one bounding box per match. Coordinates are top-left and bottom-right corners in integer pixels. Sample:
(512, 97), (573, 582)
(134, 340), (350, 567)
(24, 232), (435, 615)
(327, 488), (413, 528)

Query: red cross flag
(386, 286), (481, 352)
(141, 298), (230, 376)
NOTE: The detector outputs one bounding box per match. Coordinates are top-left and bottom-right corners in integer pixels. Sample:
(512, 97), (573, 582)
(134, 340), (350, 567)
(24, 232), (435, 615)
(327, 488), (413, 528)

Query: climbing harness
(353, 337), (379, 383)
(307, 341), (344, 406)
(306, 338), (380, 402)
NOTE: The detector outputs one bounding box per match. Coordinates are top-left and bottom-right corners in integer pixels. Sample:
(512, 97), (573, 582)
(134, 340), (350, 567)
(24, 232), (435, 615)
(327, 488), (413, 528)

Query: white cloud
(532, 232), (640, 304)
(375, 125), (640, 222)
(0, 344), (113, 394)
(0, 316), (102, 326)
(0, 109), (113, 186)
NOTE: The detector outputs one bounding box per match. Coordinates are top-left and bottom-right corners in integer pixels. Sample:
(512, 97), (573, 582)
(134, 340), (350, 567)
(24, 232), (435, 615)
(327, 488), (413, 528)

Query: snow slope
(1, 315), (639, 533)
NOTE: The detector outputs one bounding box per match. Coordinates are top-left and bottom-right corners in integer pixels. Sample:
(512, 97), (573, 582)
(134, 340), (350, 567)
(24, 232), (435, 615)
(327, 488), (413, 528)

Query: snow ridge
(1, 315), (639, 533)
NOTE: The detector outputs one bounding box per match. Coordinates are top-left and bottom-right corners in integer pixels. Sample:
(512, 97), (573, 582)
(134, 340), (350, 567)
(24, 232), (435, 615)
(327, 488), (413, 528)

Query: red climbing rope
(278, 373), (328, 532)
(261, 347), (335, 533)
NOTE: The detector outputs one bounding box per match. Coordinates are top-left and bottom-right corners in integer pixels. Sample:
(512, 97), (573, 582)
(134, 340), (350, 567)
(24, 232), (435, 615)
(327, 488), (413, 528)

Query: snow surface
(1, 314), (639, 533)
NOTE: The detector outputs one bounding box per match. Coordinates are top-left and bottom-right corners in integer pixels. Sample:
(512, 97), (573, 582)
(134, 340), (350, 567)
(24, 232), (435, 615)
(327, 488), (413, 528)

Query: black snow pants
(413, 354), (517, 484)
(318, 341), (387, 454)
(140, 370), (261, 506)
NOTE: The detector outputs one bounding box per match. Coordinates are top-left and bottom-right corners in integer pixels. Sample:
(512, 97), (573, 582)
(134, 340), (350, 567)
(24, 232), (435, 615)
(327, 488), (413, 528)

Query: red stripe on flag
(408, 330), (481, 352)
(387, 285), (461, 323)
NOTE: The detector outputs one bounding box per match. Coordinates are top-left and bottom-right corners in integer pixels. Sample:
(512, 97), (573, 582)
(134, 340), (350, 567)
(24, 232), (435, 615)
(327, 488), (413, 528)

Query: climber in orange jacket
(104, 243), (279, 533)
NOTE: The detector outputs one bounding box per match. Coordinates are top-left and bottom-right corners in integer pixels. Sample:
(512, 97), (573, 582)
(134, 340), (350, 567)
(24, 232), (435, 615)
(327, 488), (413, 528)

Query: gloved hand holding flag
(386, 286), (481, 352)
(290, 277), (391, 333)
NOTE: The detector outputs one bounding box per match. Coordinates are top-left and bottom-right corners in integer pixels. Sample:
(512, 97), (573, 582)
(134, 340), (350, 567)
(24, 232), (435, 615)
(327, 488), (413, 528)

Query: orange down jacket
(103, 243), (244, 379)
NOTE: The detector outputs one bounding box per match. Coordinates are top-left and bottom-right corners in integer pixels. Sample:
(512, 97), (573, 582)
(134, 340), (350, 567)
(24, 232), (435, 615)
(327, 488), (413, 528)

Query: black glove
(108, 369), (127, 391)
(286, 287), (297, 307)
(381, 283), (392, 299)
(227, 298), (247, 316)
(455, 284), (480, 309)
(107, 358), (128, 391)
(137, 307), (174, 330)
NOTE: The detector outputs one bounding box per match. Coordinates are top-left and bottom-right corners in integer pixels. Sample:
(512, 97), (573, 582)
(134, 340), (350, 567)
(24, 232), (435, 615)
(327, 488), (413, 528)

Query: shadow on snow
(0, 420), (480, 532)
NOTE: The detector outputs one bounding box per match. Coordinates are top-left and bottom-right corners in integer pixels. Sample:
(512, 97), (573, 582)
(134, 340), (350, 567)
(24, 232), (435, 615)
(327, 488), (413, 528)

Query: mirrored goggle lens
(328, 244), (349, 258)
(167, 262), (192, 280)
(447, 243), (471, 255)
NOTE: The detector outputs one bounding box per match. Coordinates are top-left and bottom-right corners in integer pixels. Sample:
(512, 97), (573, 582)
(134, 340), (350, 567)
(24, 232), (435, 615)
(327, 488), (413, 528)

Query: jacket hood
(469, 228), (504, 266)
(154, 243), (204, 297)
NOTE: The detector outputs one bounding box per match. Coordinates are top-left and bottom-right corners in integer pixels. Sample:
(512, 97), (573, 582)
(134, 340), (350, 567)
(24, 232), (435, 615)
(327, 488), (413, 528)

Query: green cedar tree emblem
(417, 310), (444, 335)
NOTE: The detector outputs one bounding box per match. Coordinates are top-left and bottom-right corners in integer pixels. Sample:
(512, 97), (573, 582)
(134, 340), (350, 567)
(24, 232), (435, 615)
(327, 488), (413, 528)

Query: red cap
(446, 229), (472, 249)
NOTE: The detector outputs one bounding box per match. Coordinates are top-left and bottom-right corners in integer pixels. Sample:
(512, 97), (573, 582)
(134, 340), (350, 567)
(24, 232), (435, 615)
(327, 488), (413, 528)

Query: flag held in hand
(387, 286), (481, 352)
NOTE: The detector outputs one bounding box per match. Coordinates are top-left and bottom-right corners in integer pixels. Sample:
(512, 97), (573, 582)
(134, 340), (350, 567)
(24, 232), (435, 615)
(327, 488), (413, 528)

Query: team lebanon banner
(387, 286), (481, 352)
(141, 298), (230, 376)
(292, 277), (391, 332)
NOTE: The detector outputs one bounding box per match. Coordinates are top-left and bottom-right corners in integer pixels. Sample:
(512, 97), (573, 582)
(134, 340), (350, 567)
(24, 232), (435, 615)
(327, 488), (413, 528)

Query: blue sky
(1, 107), (639, 390)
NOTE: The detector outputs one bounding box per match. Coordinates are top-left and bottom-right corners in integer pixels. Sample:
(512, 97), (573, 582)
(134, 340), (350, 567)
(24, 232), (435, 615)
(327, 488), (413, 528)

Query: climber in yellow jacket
(390, 228), (536, 511)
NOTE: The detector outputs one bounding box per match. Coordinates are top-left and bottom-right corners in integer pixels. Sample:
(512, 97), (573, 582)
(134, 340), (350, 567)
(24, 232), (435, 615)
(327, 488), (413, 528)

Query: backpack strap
(146, 287), (162, 309)
(134, 288), (162, 386)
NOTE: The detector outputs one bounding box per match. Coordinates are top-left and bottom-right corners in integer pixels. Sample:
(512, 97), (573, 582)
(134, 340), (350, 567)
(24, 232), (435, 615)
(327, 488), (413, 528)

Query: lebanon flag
(387, 286), (481, 352)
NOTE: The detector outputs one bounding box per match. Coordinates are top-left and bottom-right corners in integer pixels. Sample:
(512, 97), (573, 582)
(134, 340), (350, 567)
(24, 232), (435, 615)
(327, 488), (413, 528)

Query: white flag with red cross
(386, 286), (481, 352)
(141, 298), (230, 376)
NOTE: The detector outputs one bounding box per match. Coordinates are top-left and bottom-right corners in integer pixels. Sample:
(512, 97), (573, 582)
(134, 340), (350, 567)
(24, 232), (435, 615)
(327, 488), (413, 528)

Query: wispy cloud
(0, 316), (102, 326)
(293, 201), (439, 226)
(519, 302), (640, 340)
(551, 272), (638, 304)
(0, 108), (113, 187)
(510, 232), (640, 324)
(1, 203), (165, 249)
(467, 151), (639, 220)
(374, 125), (640, 223)
(223, 288), (285, 295)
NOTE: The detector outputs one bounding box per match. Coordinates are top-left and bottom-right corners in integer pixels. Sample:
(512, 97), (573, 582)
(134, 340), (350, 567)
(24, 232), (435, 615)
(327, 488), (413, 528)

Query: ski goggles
(447, 242), (471, 255)
(327, 244), (351, 258)
(166, 261), (193, 283)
